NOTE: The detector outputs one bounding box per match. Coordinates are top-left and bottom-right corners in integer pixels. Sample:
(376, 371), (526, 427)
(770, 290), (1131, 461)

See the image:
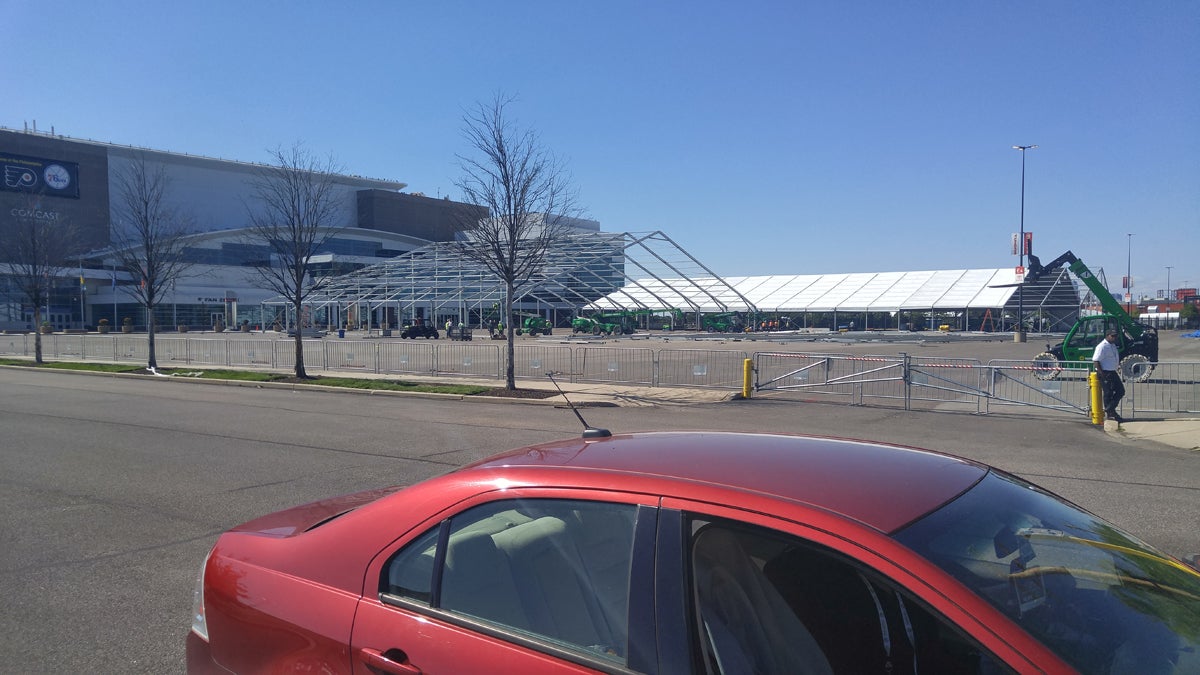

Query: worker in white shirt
(1092, 329), (1125, 421)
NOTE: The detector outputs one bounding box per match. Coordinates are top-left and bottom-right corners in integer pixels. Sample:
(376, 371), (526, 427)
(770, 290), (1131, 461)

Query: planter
(98, 325), (110, 334)
(240, 324), (251, 332)
(122, 326), (133, 333)
(178, 325), (189, 333)
(40, 326), (54, 334)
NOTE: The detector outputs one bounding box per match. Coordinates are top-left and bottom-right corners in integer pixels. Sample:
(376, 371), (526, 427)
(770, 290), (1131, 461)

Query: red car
(188, 432), (1200, 674)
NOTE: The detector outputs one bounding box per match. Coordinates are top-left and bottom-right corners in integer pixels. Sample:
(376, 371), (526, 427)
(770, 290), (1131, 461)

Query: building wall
(0, 129), (111, 253)
(357, 190), (488, 242)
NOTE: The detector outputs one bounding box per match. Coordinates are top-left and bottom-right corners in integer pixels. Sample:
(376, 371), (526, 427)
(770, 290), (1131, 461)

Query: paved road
(1, 367), (1198, 674)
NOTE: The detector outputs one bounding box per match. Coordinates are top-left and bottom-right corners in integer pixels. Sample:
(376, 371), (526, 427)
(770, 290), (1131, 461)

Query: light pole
(1166, 266), (1173, 301)
(1012, 144), (1037, 342)
(1126, 233), (1133, 315)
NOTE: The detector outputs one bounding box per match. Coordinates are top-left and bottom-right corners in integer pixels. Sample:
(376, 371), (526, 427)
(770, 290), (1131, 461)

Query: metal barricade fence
(906, 356), (987, 409)
(984, 360), (1090, 416)
(7, 334), (1198, 419)
(435, 344), (503, 379)
(658, 349), (750, 389)
(271, 340), (326, 371)
(78, 334), (110, 360)
(324, 341), (375, 372)
(755, 353), (907, 406)
(155, 337), (192, 366)
(1127, 362), (1200, 415)
(53, 334), (86, 360)
(514, 345), (573, 381)
(113, 335), (150, 363)
(577, 347), (656, 386)
(188, 338), (229, 367)
(226, 339), (276, 368)
(378, 341), (436, 375)
(0, 333), (27, 356)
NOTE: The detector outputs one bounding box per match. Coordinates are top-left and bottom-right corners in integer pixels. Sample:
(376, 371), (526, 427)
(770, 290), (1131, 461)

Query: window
(383, 498), (638, 664)
(896, 471), (1200, 674)
(689, 519), (1009, 675)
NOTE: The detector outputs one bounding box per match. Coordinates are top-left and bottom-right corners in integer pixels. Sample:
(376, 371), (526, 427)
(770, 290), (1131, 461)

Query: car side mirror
(1183, 554), (1200, 573)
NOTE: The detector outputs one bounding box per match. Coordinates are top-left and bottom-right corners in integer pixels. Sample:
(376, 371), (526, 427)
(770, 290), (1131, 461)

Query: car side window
(383, 498), (638, 665)
(689, 519), (1012, 675)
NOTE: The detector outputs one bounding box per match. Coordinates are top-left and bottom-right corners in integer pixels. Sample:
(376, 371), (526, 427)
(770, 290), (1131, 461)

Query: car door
(351, 491), (658, 675)
(658, 499), (1072, 675)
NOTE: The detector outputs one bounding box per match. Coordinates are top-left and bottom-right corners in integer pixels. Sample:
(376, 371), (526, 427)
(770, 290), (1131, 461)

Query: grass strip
(0, 359), (491, 395)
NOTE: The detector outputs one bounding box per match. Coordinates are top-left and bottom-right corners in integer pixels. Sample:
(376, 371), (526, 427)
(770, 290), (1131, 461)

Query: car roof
(467, 432), (988, 533)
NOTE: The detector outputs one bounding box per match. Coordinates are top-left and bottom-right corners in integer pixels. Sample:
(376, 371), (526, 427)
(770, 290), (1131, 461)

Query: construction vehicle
(1021, 251), (1158, 382)
(400, 318), (439, 339)
(571, 315), (607, 335)
(514, 314), (553, 336)
(571, 314), (626, 336)
(597, 313), (637, 335)
(702, 312), (748, 333)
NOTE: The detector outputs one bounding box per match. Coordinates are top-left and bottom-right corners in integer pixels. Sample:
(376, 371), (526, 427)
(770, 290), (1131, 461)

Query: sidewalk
(397, 372), (1200, 450)
(1113, 418), (1200, 451)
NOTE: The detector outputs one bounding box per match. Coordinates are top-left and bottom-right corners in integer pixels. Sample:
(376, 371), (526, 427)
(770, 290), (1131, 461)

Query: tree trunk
(147, 306), (158, 369)
(33, 306), (44, 364)
(293, 300), (308, 378)
(504, 283), (516, 389)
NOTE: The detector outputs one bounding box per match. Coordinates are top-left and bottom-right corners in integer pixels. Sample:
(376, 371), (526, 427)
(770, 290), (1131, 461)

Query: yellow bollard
(742, 358), (754, 399)
(1089, 370), (1104, 425)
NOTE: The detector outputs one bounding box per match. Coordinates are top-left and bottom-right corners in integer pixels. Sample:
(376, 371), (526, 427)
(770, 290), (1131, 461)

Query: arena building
(1, 126), (488, 330)
(3, 125), (1080, 335)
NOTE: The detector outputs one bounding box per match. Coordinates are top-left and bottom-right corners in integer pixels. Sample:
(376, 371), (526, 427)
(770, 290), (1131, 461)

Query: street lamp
(1166, 266), (1173, 301)
(1126, 233), (1133, 315)
(1012, 144), (1038, 342)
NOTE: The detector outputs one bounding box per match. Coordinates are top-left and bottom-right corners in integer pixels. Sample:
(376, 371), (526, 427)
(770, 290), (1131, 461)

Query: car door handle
(360, 647), (422, 675)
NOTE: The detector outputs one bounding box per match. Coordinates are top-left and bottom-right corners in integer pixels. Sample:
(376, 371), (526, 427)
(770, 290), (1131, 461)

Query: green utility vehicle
(571, 314), (623, 336)
(1024, 251), (1158, 382)
(702, 312), (748, 333)
(514, 314), (553, 336)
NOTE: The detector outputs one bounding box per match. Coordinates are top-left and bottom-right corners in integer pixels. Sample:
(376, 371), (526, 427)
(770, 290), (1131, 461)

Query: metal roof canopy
(264, 230), (757, 318)
(591, 267), (1081, 314)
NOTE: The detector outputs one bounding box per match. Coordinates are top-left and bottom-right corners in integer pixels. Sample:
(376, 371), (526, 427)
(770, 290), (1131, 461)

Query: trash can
(338, 329), (345, 338)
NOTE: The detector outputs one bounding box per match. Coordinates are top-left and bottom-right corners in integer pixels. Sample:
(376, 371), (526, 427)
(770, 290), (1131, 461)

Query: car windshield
(894, 470), (1200, 674)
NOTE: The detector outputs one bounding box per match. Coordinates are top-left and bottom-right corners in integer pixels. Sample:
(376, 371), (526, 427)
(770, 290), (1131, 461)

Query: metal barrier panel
(113, 336), (150, 363)
(378, 341), (436, 375)
(984, 360), (1090, 415)
(514, 345), (573, 381)
(755, 353), (906, 405)
(0, 333), (28, 356)
(324, 341), (377, 373)
(155, 337), (192, 366)
(577, 347), (656, 385)
(1128, 362), (1200, 415)
(658, 349), (749, 389)
(435, 343), (502, 379)
(188, 338), (230, 367)
(84, 335), (117, 361)
(270, 339), (326, 371)
(53, 334), (87, 360)
(224, 339), (275, 368)
(907, 356), (987, 408)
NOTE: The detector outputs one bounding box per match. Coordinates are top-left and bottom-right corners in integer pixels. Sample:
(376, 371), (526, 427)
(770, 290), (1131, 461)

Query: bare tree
(1, 192), (82, 363)
(110, 155), (196, 369)
(245, 145), (346, 379)
(453, 94), (581, 389)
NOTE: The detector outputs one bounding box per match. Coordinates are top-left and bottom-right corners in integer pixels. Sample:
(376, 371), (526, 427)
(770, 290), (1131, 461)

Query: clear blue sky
(5, 1), (1198, 297)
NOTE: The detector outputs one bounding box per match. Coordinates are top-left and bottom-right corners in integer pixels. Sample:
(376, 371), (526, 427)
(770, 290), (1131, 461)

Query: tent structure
(264, 230), (1082, 332)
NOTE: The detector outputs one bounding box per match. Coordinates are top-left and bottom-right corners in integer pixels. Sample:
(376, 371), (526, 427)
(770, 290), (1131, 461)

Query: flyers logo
(4, 165), (37, 189)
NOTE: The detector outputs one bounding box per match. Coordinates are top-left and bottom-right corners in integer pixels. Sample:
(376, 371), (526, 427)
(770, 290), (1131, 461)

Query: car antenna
(546, 372), (611, 439)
